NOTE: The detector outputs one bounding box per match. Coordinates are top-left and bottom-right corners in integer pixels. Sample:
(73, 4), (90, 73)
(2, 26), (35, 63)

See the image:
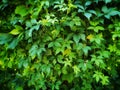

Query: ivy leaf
(84, 12), (92, 20)
(95, 26), (104, 32)
(108, 44), (116, 52)
(9, 29), (20, 35)
(63, 49), (71, 56)
(62, 73), (74, 83)
(16, 86), (23, 90)
(88, 26), (104, 32)
(102, 6), (120, 19)
(101, 76), (109, 85)
(0, 33), (12, 44)
(15, 5), (28, 17)
(82, 45), (91, 55)
(108, 10), (120, 16)
(78, 60), (87, 71)
(87, 34), (94, 40)
(105, 0), (112, 4)
(93, 71), (103, 82)
(88, 10), (96, 15)
(73, 34), (81, 44)
(54, 42), (61, 47)
(48, 42), (54, 48)
(73, 16), (81, 26)
(89, 21), (99, 26)
(102, 6), (108, 13)
(37, 47), (46, 58)
(7, 37), (19, 49)
(55, 47), (64, 55)
(80, 34), (86, 41)
(97, 50), (110, 58)
(73, 65), (80, 74)
(91, 55), (104, 67)
(62, 66), (68, 74)
(63, 59), (72, 67)
(85, 1), (92, 7)
(29, 44), (38, 59)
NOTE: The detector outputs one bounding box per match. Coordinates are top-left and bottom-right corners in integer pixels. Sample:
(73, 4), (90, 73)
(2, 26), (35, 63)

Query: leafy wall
(0, 0), (120, 90)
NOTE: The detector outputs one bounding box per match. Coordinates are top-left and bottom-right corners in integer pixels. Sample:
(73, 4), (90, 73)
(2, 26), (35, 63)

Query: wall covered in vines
(0, 0), (120, 90)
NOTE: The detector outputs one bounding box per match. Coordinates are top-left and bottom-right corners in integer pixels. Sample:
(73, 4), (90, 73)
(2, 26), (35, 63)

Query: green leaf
(73, 34), (81, 44)
(97, 50), (110, 58)
(15, 5), (28, 17)
(109, 10), (120, 16)
(89, 21), (99, 26)
(31, 18), (37, 24)
(85, 1), (92, 7)
(29, 44), (38, 59)
(108, 44), (116, 52)
(102, 6), (108, 13)
(37, 47), (46, 58)
(55, 47), (64, 54)
(63, 58), (72, 67)
(9, 29), (20, 35)
(7, 37), (19, 49)
(80, 34), (86, 41)
(84, 12), (92, 20)
(82, 45), (91, 55)
(54, 42), (61, 47)
(48, 42), (54, 48)
(16, 86), (23, 90)
(73, 16), (81, 26)
(62, 73), (74, 83)
(73, 65), (80, 74)
(105, 0), (112, 4)
(0, 33), (12, 44)
(93, 71), (103, 82)
(26, 24), (40, 38)
(88, 10), (96, 15)
(8, 61), (13, 68)
(26, 21), (32, 28)
(101, 76), (109, 85)
(102, 6), (120, 19)
(62, 66), (68, 74)
(95, 26), (104, 32)
(91, 55), (104, 67)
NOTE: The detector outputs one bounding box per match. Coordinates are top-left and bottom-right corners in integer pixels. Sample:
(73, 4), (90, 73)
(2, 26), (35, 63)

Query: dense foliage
(1, 0), (120, 90)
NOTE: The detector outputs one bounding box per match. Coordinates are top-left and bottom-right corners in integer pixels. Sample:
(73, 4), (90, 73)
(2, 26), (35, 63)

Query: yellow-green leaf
(63, 49), (71, 56)
(10, 29), (20, 35)
(87, 34), (94, 40)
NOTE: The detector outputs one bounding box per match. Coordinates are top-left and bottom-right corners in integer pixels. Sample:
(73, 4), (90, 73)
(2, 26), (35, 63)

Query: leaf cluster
(0, 0), (120, 90)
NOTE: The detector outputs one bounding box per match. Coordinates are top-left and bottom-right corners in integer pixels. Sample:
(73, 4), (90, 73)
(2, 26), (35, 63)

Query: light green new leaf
(73, 65), (80, 74)
(93, 71), (103, 82)
(101, 76), (109, 85)
(10, 29), (20, 35)
(16, 86), (23, 90)
(15, 5), (28, 17)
